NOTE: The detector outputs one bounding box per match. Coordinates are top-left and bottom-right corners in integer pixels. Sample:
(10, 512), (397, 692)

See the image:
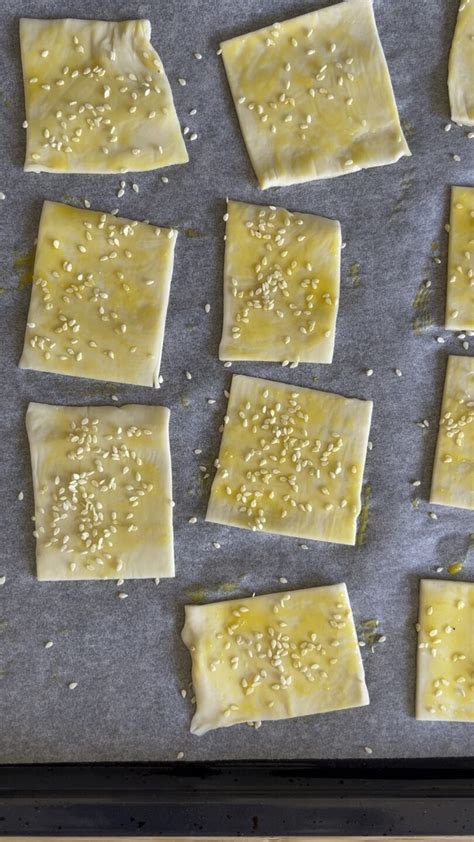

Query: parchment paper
(0, 0), (472, 762)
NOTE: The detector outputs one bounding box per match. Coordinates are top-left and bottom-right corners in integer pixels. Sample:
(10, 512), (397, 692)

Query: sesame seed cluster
(20, 18), (188, 173)
(445, 186), (474, 331)
(220, 200), (341, 364)
(220, 0), (410, 188)
(207, 374), (373, 545)
(182, 583), (369, 734)
(416, 579), (473, 721)
(26, 403), (174, 581)
(430, 355), (474, 511)
(19, 201), (177, 387)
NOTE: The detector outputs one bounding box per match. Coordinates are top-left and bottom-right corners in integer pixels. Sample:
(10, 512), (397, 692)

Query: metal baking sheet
(0, 0), (472, 763)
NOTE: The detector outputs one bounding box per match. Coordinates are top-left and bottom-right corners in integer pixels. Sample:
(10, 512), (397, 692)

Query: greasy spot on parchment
(401, 119), (414, 140)
(185, 581), (240, 603)
(356, 482), (372, 547)
(389, 165), (414, 219)
(411, 279), (433, 334)
(359, 617), (385, 649)
(13, 248), (35, 287)
(349, 262), (361, 288)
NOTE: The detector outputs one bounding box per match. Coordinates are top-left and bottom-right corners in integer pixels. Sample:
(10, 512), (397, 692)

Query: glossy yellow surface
(182, 582), (369, 735)
(219, 200), (341, 363)
(430, 355), (474, 510)
(416, 579), (473, 722)
(448, 0), (474, 126)
(26, 402), (174, 581)
(220, 0), (410, 189)
(20, 18), (188, 173)
(445, 186), (474, 331)
(19, 201), (177, 387)
(206, 374), (373, 545)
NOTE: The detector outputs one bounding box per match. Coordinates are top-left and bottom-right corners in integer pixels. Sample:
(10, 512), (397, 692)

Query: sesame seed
(194, 52), (202, 60)
(395, 368), (402, 377)
(188, 516), (197, 524)
(189, 132), (198, 141)
(0, 576), (5, 586)
(365, 368), (373, 377)
(118, 592), (128, 599)
(364, 746), (373, 754)
(428, 512), (438, 520)
(178, 78), (187, 86)
(452, 154), (461, 162)
(44, 641), (54, 649)
(204, 303), (211, 313)
(68, 682), (78, 690)
(18, 491), (24, 501)
(176, 751), (185, 760)
(444, 123), (451, 132)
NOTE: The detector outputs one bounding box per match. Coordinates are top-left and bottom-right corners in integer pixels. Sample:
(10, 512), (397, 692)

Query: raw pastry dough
(19, 201), (177, 388)
(219, 200), (341, 363)
(416, 578), (473, 722)
(182, 582), (369, 735)
(448, 0), (474, 126)
(20, 17), (188, 173)
(206, 374), (373, 545)
(430, 355), (474, 511)
(445, 186), (474, 331)
(220, 0), (410, 189)
(26, 402), (174, 581)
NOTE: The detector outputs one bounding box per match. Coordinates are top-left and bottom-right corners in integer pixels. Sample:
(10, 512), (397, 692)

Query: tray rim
(1, 757), (473, 837)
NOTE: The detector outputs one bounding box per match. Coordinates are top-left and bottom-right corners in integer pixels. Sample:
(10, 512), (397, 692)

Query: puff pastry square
(416, 579), (473, 722)
(219, 200), (341, 363)
(220, 0), (410, 189)
(445, 186), (474, 331)
(20, 17), (188, 173)
(26, 402), (174, 581)
(19, 201), (177, 388)
(430, 355), (474, 511)
(182, 582), (369, 734)
(448, 0), (474, 126)
(206, 374), (373, 545)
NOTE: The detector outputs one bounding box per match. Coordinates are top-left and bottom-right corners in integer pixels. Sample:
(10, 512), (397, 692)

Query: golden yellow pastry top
(430, 355), (474, 511)
(20, 17), (188, 173)
(206, 374), (373, 545)
(19, 200), (177, 388)
(26, 402), (174, 581)
(445, 186), (474, 331)
(220, 199), (341, 363)
(448, 0), (474, 126)
(416, 578), (473, 722)
(182, 582), (369, 734)
(221, 0), (410, 188)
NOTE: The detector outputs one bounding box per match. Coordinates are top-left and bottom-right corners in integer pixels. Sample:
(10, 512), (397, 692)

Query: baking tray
(0, 0), (473, 829)
(1, 759), (473, 836)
